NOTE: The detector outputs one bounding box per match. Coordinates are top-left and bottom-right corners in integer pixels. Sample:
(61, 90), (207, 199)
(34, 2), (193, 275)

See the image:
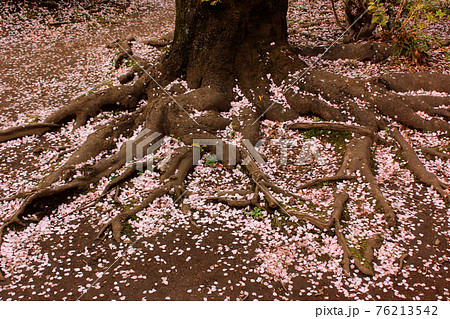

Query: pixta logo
(126, 129), (165, 172)
(127, 130), (325, 171)
(192, 138), (325, 166)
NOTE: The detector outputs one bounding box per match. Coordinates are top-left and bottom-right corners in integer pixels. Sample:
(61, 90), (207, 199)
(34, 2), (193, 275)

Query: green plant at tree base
(125, 60), (136, 67)
(367, 0), (447, 64)
(205, 154), (217, 168)
(242, 206), (264, 219)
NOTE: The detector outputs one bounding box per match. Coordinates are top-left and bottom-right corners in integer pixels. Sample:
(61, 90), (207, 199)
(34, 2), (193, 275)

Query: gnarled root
(0, 124), (160, 245)
(0, 123), (61, 143)
(78, 158), (155, 211)
(375, 73), (450, 94)
(41, 111), (145, 189)
(298, 70), (450, 133)
(109, 36), (135, 69)
(289, 135), (390, 275)
(236, 133), (383, 275)
(98, 147), (193, 242)
(420, 147), (450, 160)
(0, 77), (149, 143)
(0, 180), (85, 247)
(142, 31), (174, 48)
(391, 127), (449, 199)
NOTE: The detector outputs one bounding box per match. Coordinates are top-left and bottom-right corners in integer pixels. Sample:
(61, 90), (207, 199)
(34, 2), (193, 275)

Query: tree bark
(343, 0), (376, 43)
(165, 0), (291, 89)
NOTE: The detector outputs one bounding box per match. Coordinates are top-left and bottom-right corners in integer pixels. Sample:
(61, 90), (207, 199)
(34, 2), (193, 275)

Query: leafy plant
(367, 0), (447, 64)
(230, 124), (237, 137)
(205, 154), (217, 168)
(243, 206), (264, 219)
(125, 60), (136, 67)
(368, 1), (389, 26)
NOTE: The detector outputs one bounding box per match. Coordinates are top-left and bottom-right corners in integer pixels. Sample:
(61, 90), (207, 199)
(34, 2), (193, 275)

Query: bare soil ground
(0, 0), (449, 300)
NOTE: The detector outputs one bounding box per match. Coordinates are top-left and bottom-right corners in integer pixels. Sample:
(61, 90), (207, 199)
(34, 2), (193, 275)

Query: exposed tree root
(400, 96), (450, 120)
(420, 147), (450, 160)
(289, 190), (348, 231)
(374, 95), (450, 132)
(289, 120), (397, 226)
(45, 77), (149, 129)
(376, 73), (450, 94)
(286, 135), (390, 275)
(0, 181), (85, 247)
(142, 31), (174, 48)
(295, 174), (356, 189)
(262, 181), (308, 203)
(229, 132), (388, 276)
(206, 196), (255, 209)
(280, 95), (347, 123)
(206, 188), (262, 210)
(293, 42), (392, 62)
(356, 136), (397, 227)
(297, 70), (450, 133)
(0, 78), (149, 143)
(289, 189), (378, 275)
(0, 192), (33, 202)
(98, 147), (193, 242)
(41, 112), (144, 189)
(0, 123), (61, 143)
(398, 253), (409, 271)
(391, 128), (449, 200)
(78, 158), (155, 211)
(0, 122), (161, 246)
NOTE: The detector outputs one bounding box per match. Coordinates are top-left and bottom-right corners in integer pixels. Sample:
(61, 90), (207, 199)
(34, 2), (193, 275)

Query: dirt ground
(0, 0), (449, 301)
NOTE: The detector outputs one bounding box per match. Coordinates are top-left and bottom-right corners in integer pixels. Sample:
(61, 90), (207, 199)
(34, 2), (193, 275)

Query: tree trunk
(165, 0), (294, 89)
(343, 0), (376, 43)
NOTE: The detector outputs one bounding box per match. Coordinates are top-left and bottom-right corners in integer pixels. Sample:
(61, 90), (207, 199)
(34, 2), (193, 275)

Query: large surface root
(41, 111), (145, 189)
(98, 147), (194, 242)
(374, 95), (450, 132)
(300, 70), (450, 133)
(235, 134), (386, 275)
(0, 69), (152, 144)
(293, 42), (392, 62)
(391, 127), (449, 200)
(376, 73), (450, 94)
(290, 135), (389, 275)
(0, 149), (128, 244)
(0, 123), (61, 143)
(0, 122), (164, 246)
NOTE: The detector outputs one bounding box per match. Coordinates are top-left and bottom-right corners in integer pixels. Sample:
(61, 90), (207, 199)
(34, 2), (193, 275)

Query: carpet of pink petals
(0, 0), (449, 300)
